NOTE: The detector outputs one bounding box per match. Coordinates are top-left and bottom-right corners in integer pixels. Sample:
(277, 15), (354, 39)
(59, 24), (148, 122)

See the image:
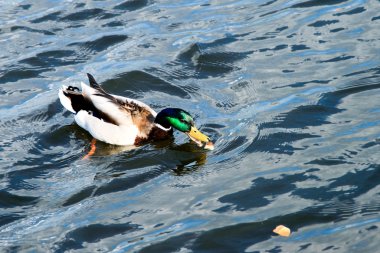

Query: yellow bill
(188, 126), (210, 143)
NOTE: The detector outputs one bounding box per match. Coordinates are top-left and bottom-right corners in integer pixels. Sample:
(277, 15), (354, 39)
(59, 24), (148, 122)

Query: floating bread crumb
(273, 225), (291, 237)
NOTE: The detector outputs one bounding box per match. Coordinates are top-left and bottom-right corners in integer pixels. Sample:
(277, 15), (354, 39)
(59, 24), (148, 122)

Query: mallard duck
(58, 73), (214, 150)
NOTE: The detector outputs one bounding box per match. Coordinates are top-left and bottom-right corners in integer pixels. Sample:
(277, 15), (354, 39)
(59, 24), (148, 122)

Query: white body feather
(74, 110), (139, 145)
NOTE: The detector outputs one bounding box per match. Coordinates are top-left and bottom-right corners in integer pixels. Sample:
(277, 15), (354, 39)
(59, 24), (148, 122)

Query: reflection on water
(0, 0), (380, 252)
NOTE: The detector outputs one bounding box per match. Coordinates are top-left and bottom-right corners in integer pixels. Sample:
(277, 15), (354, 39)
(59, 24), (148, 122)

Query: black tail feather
(86, 73), (110, 95)
(62, 85), (118, 125)
(87, 73), (100, 88)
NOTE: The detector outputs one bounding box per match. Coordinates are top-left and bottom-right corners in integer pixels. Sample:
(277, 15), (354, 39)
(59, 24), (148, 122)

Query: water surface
(0, 0), (380, 252)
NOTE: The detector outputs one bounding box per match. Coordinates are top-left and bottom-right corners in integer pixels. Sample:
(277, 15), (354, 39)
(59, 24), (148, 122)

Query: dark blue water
(1, 0), (380, 252)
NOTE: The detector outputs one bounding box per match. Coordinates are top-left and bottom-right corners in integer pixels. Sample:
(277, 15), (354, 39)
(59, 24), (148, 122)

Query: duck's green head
(155, 108), (212, 148)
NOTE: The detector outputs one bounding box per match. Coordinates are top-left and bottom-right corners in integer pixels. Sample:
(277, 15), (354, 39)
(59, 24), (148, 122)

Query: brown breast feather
(118, 100), (172, 145)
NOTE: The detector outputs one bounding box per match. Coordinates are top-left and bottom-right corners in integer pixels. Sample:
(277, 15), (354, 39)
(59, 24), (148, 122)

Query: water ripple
(0, 0), (379, 252)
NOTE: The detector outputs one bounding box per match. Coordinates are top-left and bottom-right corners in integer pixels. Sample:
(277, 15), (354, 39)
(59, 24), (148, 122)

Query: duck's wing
(81, 74), (157, 127)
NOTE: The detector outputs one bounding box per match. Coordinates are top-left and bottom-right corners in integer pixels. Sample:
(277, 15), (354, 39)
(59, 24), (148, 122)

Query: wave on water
(0, 0), (379, 252)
